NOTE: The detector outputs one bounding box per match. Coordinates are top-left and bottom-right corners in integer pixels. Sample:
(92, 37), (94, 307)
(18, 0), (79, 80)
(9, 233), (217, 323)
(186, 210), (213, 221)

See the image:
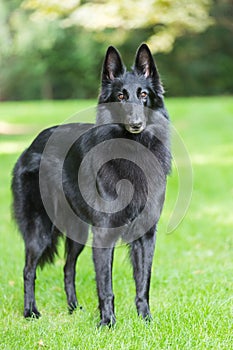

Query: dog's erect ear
(134, 44), (159, 80)
(102, 46), (125, 81)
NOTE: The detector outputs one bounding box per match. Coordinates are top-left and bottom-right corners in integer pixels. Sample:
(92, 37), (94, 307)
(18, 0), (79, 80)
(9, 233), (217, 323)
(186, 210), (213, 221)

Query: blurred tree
(0, 0), (104, 100)
(23, 0), (213, 53)
(156, 0), (233, 96)
(0, 0), (59, 99)
(0, 0), (232, 100)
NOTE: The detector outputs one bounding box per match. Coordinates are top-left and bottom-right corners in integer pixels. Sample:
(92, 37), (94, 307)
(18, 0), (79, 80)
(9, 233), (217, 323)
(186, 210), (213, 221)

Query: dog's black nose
(129, 122), (143, 130)
(127, 121), (144, 134)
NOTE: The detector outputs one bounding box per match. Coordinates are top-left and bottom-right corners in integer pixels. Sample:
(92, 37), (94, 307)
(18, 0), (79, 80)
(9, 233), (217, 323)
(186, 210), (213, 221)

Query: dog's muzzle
(126, 122), (145, 134)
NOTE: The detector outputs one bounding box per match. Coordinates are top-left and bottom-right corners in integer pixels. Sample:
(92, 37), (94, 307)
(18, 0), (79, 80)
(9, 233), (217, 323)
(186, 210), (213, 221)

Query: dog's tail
(11, 151), (62, 269)
(37, 226), (62, 268)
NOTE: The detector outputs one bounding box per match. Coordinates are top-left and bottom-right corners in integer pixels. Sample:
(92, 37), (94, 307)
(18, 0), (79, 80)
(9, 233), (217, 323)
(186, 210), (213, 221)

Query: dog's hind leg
(24, 247), (41, 318)
(64, 223), (89, 313)
(130, 227), (156, 321)
(23, 217), (55, 318)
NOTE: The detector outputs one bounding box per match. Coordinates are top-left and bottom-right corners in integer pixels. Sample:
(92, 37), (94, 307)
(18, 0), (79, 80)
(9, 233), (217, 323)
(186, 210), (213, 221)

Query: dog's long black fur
(12, 44), (171, 326)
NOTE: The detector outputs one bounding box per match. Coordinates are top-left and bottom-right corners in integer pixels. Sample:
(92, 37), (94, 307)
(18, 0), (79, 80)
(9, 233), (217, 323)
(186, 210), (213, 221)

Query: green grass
(0, 97), (232, 349)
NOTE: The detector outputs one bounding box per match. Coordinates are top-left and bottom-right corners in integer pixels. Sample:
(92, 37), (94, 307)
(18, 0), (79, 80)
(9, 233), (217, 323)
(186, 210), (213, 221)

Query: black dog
(12, 44), (171, 326)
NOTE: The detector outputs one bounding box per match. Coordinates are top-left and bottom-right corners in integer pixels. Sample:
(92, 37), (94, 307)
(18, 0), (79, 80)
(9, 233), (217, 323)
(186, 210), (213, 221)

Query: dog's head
(98, 44), (165, 133)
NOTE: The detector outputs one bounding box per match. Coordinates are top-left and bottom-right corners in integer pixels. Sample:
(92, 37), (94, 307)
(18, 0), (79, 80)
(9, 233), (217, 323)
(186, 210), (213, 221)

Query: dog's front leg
(130, 227), (156, 320)
(92, 233), (116, 327)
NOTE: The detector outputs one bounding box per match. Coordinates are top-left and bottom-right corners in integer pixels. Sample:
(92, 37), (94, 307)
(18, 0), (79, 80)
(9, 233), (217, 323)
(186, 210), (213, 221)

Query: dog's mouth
(126, 123), (145, 134)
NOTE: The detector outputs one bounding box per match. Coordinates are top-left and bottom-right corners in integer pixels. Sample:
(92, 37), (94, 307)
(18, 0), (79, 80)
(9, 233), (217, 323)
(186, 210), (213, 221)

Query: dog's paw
(142, 313), (153, 323)
(98, 315), (116, 329)
(68, 301), (83, 314)
(24, 307), (41, 319)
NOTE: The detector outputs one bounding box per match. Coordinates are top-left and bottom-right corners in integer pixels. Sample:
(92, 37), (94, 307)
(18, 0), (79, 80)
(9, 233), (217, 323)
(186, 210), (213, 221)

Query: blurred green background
(0, 0), (232, 101)
(1, 2), (233, 348)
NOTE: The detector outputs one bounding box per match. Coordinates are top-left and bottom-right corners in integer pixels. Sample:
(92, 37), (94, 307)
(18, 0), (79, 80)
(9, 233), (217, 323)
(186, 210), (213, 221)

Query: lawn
(0, 97), (232, 349)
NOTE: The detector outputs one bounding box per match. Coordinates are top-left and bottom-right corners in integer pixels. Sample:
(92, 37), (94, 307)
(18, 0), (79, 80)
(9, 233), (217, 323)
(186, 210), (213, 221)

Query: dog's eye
(141, 91), (147, 99)
(118, 93), (124, 101)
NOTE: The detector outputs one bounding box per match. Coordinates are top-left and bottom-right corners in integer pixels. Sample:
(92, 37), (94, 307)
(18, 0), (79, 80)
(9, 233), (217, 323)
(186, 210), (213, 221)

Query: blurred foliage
(23, 0), (213, 53)
(0, 0), (232, 100)
(157, 0), (233, 96)
(0, 0), (104, 100)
